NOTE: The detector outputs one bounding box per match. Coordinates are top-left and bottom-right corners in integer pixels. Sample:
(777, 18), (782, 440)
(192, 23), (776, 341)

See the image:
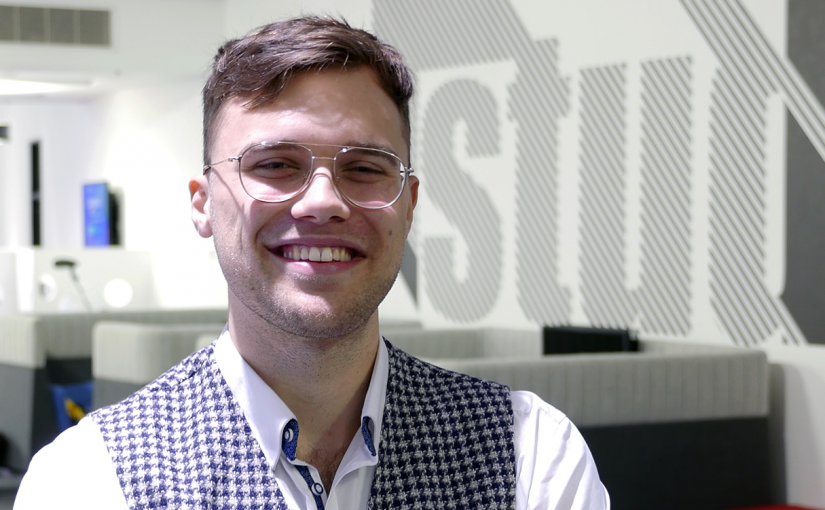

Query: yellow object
(64, 398), (87, 422)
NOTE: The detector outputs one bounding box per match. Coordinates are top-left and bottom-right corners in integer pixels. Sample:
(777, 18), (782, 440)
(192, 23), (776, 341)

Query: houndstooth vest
(91, 339), (516, 509)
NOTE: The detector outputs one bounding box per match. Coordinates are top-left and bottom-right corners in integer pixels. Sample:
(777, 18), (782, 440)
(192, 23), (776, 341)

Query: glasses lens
(238, 143), (312, 202)
(335, 148), (405, 208)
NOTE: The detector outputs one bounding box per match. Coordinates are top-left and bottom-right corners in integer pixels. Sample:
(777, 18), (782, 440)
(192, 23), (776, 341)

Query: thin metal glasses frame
(203, 141), (414, 210)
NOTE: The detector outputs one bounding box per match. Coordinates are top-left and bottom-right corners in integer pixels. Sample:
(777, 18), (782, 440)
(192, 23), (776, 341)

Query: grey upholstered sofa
(0, 309), (227, 472)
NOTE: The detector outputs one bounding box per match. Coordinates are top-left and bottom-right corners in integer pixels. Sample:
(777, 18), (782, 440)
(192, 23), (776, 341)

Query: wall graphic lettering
(375, 0), (824, 347)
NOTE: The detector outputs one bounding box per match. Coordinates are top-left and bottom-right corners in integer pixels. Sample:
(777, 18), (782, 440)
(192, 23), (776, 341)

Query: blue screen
(84, 182), (110, 246)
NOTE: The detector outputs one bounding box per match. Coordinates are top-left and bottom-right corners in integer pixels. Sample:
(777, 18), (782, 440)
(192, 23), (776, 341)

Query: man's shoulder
(89, 343), (217, 424)
(383, 338), (513, 399)
(15, 418), (129, 510)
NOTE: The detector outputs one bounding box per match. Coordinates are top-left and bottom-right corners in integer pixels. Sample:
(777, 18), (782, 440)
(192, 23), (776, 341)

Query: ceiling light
(0, 78), (86, 96)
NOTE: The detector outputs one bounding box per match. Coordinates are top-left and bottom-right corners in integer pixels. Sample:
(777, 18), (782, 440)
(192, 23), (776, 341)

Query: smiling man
(15, 17), (608, 510)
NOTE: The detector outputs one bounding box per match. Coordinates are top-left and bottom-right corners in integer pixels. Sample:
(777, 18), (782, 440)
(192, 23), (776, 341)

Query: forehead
(211, 68), (408, 158)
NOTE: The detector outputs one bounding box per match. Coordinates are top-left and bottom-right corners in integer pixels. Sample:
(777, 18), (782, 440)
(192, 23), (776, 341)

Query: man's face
(190, 67), (418, 339)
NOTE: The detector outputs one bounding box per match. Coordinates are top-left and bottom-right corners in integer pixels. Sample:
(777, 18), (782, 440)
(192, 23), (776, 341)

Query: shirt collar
(213, 326), (388, 469)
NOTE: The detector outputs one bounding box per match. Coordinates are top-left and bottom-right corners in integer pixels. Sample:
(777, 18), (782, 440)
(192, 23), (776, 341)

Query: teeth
(282, 246), (354, 262)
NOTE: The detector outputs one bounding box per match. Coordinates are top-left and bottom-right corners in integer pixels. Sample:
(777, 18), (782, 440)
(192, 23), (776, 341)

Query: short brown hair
(202, 16), (414, 164)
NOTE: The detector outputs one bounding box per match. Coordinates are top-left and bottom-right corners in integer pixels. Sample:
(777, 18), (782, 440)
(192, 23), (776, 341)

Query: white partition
(0, 251), (18, 314)
(1, 248), (157, 313)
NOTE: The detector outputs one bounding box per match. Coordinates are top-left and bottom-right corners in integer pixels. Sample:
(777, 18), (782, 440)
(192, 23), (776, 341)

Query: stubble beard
(254, 267), (399, 340)
(218, 243), (402, 342)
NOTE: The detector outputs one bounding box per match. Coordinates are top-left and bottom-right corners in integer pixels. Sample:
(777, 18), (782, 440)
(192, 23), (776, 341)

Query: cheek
(211, 199), (254, 249)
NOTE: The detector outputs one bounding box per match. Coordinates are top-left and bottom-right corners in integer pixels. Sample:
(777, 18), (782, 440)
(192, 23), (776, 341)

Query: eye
(241, 144), (311, 180)
(337, 149), (401, 182)
(257, 158), (299, 171)
(248, 158), (304, 179)
(341, 163), (389, 175)
(338, 161), (392, 183)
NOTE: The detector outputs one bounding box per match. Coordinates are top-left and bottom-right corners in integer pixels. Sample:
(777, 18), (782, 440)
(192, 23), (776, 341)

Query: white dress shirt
(15, 330), (609, 509)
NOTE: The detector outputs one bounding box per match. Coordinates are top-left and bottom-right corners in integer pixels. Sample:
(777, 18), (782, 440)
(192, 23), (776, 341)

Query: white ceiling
(0, 0), (374, 98)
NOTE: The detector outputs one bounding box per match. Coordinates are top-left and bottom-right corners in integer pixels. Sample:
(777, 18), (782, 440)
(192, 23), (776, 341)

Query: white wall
(0, 88), (228, 308)
(0, 0), (228, 307)
(222, 0), (372, 37)
(368, 1), (825, 506)
(83, 80), (227, 308)
(0, 100), (94, 247)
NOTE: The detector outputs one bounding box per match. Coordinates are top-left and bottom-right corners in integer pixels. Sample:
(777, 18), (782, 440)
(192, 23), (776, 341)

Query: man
(16, 16), (608, 509)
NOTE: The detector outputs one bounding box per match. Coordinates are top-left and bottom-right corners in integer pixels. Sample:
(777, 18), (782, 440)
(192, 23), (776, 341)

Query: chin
(231, 258), (401, 340)
(276, 310), (374, 340)
(244, 292), (382, 340)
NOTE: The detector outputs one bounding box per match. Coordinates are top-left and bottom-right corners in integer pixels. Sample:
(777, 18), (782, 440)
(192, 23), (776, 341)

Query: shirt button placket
(295, 465), (325, 510)
(282, 418), (326, 510)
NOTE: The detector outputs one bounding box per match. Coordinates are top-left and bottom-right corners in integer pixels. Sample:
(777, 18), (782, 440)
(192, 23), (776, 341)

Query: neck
(227, 299), (380, 486)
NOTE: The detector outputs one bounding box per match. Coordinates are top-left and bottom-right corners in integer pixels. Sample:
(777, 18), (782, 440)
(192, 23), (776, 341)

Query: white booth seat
(377, 330), (768, 426)
(383, 328), (541, 360)
(92, 322), (224, 409)
(93, 325), (535, 409)
(0, 309), (228, 369)
(0, 315), (40, 369)
(378, 318), (423, 334)
(94, 320), (426, 387)
(430, 340), (769, 427)
(93, 322), (225, 385)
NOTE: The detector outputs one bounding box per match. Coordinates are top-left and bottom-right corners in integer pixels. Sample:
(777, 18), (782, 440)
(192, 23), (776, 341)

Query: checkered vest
(90, 339), (516, 509)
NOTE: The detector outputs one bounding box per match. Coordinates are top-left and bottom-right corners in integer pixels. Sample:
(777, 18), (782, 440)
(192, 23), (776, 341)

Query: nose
(290, 164), (351, 224)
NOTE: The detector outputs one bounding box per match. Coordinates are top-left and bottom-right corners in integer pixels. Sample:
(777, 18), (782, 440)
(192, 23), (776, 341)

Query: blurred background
(1, 0), (824, 508)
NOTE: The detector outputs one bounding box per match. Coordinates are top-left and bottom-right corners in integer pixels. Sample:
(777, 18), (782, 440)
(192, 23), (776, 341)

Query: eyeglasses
(203, 141), (414, 209)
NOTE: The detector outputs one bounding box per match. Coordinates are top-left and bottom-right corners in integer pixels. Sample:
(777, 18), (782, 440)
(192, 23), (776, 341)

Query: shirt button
(312, 482), (324, 495)
(281, 419), (299, 461)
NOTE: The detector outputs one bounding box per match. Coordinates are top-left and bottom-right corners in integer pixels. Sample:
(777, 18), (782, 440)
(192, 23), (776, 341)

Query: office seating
(432, 340), (767, 425)
(383, 327), (541, 359)
(6, 317), (779, 508)
(0, 309), (227, 472)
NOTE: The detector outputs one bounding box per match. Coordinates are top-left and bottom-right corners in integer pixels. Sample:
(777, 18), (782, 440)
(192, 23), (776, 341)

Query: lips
(280, 245), (355, 262)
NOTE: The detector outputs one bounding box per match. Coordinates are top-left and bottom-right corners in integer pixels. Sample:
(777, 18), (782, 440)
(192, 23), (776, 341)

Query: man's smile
(280, 245), (356, 262)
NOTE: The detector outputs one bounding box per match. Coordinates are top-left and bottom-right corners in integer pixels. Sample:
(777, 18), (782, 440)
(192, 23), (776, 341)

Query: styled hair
(202, 16), (414, 164)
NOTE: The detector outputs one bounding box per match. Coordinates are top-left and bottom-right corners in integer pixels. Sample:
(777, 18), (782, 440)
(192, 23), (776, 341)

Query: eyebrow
(243, 139), (403, 158)
(340, 140), (401, 156)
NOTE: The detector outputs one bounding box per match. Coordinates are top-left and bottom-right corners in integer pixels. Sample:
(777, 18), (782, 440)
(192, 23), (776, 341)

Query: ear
(189, 175), (213, 238)
(405, 175), (419, 230)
